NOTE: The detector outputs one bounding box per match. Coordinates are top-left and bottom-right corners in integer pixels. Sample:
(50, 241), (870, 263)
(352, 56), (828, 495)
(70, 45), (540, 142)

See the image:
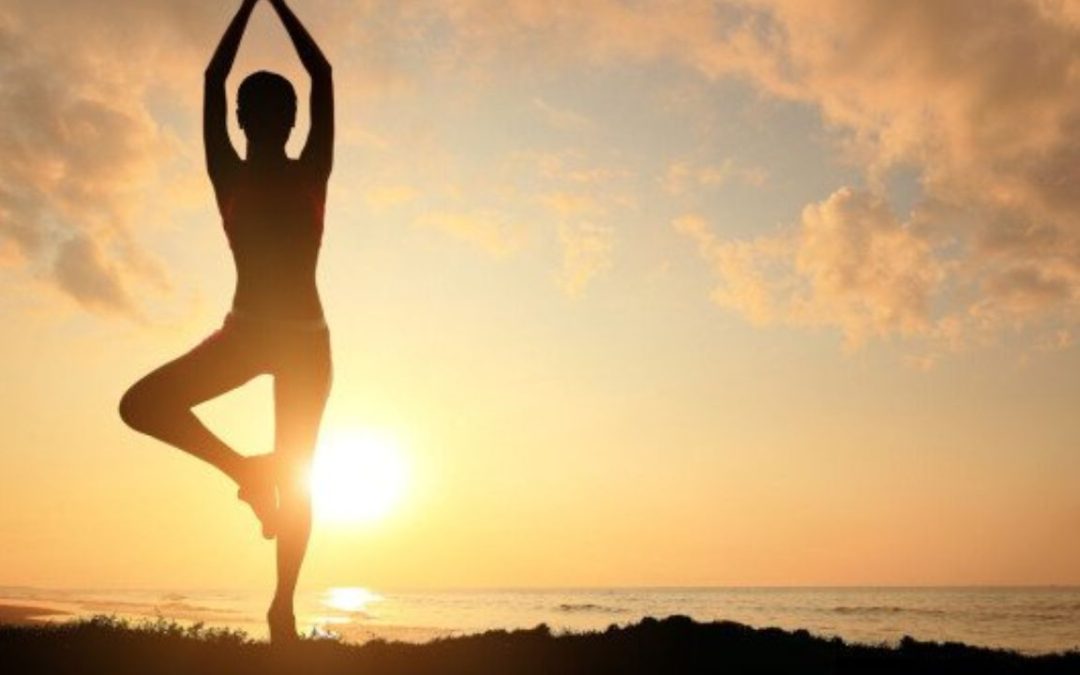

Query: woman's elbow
(204, 65), (227, 84)
(310, 60), (332, 80)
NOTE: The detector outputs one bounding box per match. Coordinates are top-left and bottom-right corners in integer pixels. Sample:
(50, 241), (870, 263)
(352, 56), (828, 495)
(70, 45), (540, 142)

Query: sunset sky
(3, 0), (1080, 591)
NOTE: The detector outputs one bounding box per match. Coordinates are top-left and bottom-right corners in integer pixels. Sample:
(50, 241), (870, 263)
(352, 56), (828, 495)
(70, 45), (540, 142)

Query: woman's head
(237, 71), (297, 148)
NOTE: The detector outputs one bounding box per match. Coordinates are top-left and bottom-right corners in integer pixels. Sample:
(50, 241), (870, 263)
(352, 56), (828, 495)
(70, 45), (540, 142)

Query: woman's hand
(267, 0), (331, 75)
(267, 0), (335, 178)
(205, 0), (261, 184)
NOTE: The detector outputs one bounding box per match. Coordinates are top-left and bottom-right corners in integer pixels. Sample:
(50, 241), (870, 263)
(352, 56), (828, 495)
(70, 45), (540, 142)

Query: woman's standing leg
(268, 329), (332, 642)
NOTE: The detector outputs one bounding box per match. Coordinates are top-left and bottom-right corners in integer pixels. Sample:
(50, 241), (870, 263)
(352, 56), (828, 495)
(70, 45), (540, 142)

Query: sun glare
(324, 586), (382, 614)
(310, 429), (409, 524)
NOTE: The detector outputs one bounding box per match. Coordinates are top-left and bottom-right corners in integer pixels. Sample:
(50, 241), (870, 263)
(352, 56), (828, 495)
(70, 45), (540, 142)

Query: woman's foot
(237, 454), (278, 539)
(268, 600), (299, 646)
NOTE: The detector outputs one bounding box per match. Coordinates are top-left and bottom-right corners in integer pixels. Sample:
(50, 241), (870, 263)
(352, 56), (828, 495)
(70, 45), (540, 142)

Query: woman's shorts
(198, 309), (333, 399)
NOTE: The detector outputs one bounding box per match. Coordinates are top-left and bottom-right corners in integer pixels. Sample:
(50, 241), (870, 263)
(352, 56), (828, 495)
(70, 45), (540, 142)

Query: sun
(309, 428), (409, 524)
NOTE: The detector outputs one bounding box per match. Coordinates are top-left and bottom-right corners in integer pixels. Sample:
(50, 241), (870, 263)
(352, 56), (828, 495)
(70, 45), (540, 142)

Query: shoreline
(2, 614), (1078, 674)
(4, 587), (1080, 658)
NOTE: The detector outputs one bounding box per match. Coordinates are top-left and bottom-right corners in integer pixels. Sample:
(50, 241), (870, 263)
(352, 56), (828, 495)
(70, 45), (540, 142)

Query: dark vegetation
(2, 614), (1078, 674)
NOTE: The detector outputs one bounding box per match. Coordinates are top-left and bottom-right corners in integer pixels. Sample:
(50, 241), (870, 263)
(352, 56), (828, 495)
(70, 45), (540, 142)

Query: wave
(557, 603), (628, 614)
(831, 606), (946, 616)
(1033, 602), (1080, 612)
(75, 599), (238, 617)
(323, 609), (377, 621)
(154, 602), (239, 615)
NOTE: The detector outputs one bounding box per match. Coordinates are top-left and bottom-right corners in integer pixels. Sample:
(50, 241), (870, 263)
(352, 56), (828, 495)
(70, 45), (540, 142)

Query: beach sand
(0, 602), (71, 625)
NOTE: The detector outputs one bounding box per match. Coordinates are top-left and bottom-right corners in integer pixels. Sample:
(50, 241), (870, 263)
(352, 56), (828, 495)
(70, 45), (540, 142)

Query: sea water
(2, 586), (1078, 654)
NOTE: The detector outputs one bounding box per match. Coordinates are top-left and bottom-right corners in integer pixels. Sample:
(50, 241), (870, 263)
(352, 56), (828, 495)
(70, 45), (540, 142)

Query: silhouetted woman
(119, 0), (333, 644)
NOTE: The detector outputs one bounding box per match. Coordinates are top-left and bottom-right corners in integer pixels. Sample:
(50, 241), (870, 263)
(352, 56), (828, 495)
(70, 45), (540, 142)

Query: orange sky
(2, 0), (1080, 590)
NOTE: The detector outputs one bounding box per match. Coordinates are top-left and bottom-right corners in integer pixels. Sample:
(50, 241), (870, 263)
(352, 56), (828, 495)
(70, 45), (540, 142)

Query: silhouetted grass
(2, 614), (1078, 674)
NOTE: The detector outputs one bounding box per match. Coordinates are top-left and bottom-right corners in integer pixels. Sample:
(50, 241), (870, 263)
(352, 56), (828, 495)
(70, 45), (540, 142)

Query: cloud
(421, 0), (732, 73)
(674, 213), (791, 326)
(744, 0), (1080, 224)
(0, 0), (398, 316)
(675, 187), (945, 347)
(541, 192), (605, 219)
(52, 234), (132, 313)
(539, 191), (616, 296)
(415, 210), (525, 257)
(532, 97), (592, 131)
(706, 0), (1080, 344)
(479, 151), (631, 296)
(6, 0), (1078, 342)
(0, 1), (229, 314)
(523, 150), (632, 185)
(364, 184), (419, 211)
(795, 188), (944, 343)
(557, 220), (613, 297)
(428, 0), (1080, 346)
(662, 158), (768, 194)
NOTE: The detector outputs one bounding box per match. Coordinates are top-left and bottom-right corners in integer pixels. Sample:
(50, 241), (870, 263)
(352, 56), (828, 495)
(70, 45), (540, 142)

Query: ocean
(2, 586), (1077, 654)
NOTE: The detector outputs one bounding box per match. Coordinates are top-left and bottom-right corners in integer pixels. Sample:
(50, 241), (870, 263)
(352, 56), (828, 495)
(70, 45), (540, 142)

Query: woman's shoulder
(223, 158), (325, 197)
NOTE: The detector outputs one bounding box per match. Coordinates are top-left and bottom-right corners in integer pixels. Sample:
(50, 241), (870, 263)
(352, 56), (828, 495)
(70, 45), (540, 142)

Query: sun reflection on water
(323, 587), (382, 614)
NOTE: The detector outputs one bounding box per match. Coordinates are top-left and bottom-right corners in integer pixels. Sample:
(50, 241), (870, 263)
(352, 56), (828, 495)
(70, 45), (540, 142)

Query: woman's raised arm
(269, 0), (334, 178)
(204, 0), (259, 186)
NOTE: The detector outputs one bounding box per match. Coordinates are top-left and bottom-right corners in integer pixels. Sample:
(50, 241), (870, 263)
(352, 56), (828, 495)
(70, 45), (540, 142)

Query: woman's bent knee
(118, 384), (148, 430)
(119, 380), (172, 432)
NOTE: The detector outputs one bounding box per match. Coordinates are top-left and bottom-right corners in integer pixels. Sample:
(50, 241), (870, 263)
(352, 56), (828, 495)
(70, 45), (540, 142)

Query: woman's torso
(220, 160), (327, 320)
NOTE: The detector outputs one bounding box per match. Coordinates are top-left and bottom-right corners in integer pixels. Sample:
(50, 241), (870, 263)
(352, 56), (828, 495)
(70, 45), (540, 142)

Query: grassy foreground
(1, 614), (1078, 674)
